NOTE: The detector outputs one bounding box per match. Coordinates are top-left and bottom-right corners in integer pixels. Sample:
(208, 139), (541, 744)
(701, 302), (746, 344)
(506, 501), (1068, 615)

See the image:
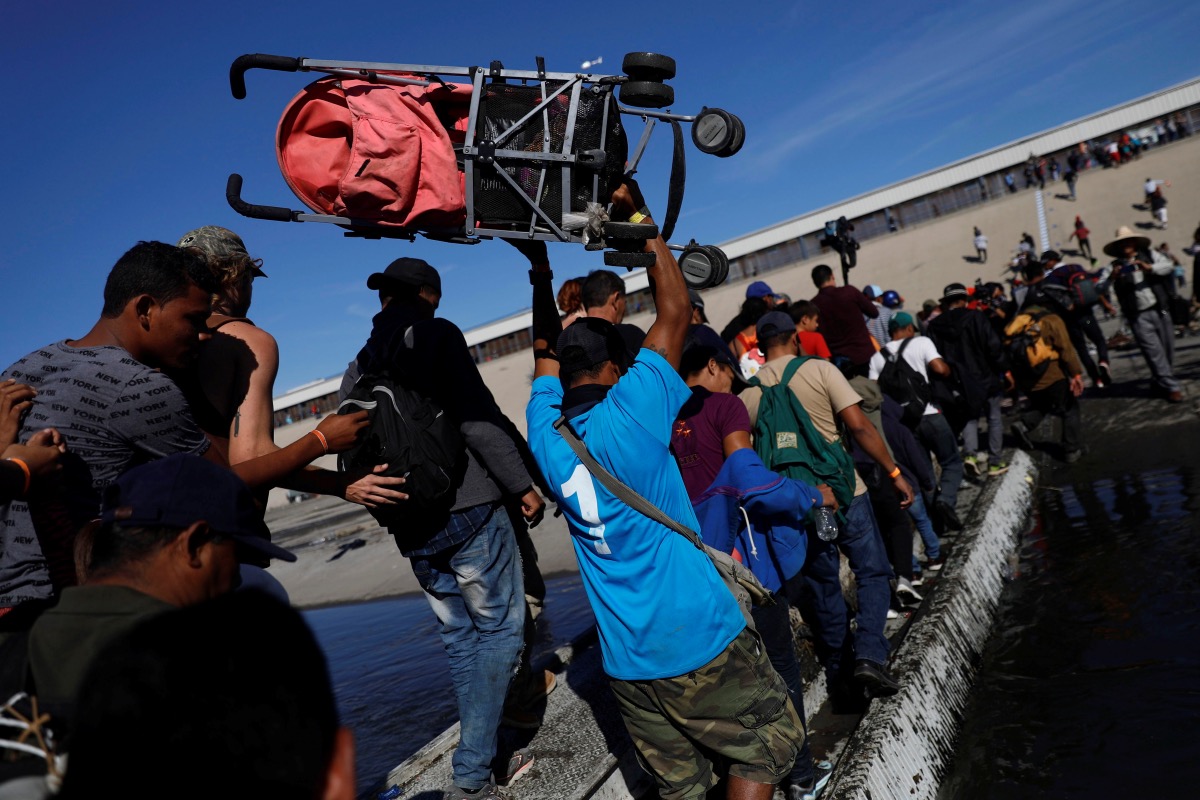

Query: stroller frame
(228, 54), (704, 248)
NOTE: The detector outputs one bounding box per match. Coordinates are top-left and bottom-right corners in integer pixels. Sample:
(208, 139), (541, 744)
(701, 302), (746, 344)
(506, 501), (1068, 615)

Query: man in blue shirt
(522, 181), (802, 800)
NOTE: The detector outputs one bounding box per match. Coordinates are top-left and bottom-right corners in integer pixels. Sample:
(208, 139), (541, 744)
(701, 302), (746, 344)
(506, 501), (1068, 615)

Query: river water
(304, 573), (595, 793)
(940, 461), (1200, 797)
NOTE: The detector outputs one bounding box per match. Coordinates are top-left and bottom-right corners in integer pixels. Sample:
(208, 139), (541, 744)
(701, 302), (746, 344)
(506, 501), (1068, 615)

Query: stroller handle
(226, 174), (294, 222)
(230, 53), (302, 99)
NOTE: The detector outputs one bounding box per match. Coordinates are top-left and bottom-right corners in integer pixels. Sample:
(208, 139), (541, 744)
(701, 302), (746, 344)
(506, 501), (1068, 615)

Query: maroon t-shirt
(671, 387), (752, 500)
(811, 285), (878, 367)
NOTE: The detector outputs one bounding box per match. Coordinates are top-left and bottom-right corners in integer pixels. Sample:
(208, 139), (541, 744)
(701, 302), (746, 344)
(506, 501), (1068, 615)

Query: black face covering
(560, 383), (613, 420)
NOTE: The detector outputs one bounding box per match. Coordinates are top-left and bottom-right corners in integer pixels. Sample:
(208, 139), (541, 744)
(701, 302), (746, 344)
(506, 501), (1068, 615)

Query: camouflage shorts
(609, 627), (803, 800)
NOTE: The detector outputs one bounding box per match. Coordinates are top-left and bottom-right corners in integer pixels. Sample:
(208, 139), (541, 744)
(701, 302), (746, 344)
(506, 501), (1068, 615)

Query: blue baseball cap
(746, 281), (775, 299)
(100, 454), (296, 563)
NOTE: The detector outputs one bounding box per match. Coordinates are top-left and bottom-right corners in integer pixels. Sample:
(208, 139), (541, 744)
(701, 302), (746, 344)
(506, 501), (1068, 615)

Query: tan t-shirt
(741, 355), (867, 496)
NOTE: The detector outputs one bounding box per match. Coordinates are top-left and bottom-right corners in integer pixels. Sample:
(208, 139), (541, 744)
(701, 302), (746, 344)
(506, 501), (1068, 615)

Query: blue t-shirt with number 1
(527, 349), (746, 681)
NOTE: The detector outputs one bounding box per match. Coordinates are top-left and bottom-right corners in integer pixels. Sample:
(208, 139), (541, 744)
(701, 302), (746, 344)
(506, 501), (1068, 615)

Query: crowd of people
(0, 156), (1196, 800)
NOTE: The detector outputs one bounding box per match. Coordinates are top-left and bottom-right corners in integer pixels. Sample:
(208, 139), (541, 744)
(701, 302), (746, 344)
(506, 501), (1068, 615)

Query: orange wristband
(5, 458), (31, 497)
(888, 466), (902, 479)
(310, 429), (329, 454)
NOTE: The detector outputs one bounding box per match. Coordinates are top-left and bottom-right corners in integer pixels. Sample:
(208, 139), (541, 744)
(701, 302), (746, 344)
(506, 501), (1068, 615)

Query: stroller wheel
(603, 221), (660, 241)
(691, 108), (738, 155)
(708, 245), (730, 285)
(621, 52), (677, 82)
(716, 115), (746, 158)
(620, 81), (674, 109)
(677, 243), (720, 289)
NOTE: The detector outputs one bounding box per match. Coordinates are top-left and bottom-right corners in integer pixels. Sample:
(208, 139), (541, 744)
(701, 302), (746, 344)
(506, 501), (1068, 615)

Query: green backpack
(749, 357), (858, 514)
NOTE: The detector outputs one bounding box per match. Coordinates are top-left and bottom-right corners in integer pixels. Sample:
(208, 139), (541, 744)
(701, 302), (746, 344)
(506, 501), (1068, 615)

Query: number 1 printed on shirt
(560, 465), (611, 555)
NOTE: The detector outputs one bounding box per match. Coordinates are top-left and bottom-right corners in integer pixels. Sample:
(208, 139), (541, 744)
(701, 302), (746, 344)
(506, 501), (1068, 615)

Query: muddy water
(304, 574), (595, 793)
(939, 461), (1200, 797)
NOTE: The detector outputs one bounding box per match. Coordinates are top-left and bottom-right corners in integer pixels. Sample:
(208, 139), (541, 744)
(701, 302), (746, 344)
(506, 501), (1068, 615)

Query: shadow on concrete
(962, 255), (984, 264)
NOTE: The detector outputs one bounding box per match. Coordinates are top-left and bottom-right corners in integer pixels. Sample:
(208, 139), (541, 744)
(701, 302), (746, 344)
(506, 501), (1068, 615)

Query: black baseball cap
(756, 311), (795, 341)
(366, 257), (442, 295)
(1040, 249), (1062, 263)
(100, 454), (296, 563)
(683, 324), (748, 391)
(557, 317), (628, 375)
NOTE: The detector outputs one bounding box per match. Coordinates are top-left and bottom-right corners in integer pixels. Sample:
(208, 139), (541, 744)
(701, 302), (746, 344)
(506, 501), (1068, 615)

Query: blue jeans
(908, 493), (940, 573)
(411, 505), (525, 790)
(802, 493), (893, 682)
(918, 413), (964, 509)
(962, 394), (1004, 463)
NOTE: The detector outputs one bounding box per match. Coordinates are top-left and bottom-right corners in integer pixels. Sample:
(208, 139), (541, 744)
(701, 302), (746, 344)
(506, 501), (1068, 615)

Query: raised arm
(839, 403), (914, 508)
(616, 183), (690, 369)
(514, 238), (561, 380)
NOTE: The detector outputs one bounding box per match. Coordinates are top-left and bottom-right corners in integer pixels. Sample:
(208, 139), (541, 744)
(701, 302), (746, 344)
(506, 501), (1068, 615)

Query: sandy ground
(267, 135), (1199, 609)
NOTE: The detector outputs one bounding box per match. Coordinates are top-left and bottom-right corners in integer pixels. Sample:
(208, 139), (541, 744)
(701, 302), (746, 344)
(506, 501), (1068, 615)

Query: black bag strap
(552, 415), (706, 553)
(659, 120), (687, 243)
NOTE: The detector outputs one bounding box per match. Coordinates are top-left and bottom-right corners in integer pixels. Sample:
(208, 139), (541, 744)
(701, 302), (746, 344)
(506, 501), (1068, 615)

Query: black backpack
(337, 370), (465, 527)
(877, 337), (932, 428)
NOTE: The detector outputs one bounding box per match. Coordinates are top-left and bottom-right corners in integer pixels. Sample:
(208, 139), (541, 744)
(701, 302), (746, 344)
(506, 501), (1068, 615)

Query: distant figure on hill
(973, 227), (988, 263)
(1070, 216), (1095, 263)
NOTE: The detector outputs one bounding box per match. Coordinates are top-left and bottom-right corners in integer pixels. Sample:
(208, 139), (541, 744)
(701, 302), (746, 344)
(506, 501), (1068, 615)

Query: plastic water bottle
(813, 506), (839, 542)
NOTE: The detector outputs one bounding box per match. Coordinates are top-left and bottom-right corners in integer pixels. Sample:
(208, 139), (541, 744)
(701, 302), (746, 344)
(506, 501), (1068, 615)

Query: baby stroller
(226, 52), (745, 288)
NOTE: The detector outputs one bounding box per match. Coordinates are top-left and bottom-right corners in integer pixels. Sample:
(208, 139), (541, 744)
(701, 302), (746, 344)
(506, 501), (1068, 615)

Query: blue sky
(3, 0), (1198, 392)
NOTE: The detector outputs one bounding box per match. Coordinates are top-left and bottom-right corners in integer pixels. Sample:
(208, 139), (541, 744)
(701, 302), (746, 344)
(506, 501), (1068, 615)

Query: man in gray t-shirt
(0, 242), (217, 610)
(1, 343), (209, 607)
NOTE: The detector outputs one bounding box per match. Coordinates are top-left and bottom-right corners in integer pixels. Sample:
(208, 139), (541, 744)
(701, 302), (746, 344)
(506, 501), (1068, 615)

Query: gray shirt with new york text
(1, 342), (209, 607)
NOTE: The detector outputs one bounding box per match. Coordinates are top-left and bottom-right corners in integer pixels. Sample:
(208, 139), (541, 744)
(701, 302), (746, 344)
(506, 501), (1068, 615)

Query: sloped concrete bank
(824, 450), (1037, 800)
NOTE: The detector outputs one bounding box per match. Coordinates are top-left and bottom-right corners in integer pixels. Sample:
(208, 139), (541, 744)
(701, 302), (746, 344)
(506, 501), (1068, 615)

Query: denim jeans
(918, 413), (964, 509)
(411, 504), (525, 790)
(802, 493), (893, 682)
(751, 596), (815, 788)
(908, 493), (940, 573)
(962, 394), (1004, 463)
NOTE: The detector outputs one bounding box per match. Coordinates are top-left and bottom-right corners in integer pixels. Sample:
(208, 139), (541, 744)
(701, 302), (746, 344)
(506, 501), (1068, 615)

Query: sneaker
(501, 748), (535, 786)
(788, 760), (835, 800)
(886, 607), (901, 620)
(935, 499), (963, 531)
(963, 455), (981, 477)
(853, 659), (900, 698)
(443, 783), (511, 800)
(926, 555), (946, 571)
(1098, 361), (1112, 385)
(896, 577), (924, 605)
(911, 572), (925, 587)
(1011, 420), (1034, 451)
(987, 461), (1009, 478)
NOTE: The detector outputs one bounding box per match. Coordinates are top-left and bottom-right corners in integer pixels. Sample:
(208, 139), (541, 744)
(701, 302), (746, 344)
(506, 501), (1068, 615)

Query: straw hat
(1103, 225), (1151, 258)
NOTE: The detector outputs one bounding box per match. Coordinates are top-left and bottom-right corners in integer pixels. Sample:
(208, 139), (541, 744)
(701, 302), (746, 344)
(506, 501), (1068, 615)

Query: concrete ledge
(824, 450), (1037, 800)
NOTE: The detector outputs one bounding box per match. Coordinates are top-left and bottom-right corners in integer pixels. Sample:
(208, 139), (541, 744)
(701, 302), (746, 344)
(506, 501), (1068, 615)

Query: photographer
(1103, 227), (1182, 402)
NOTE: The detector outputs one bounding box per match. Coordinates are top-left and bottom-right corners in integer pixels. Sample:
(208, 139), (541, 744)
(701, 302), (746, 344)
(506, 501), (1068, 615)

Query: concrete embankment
(822, 452), (1035, 800)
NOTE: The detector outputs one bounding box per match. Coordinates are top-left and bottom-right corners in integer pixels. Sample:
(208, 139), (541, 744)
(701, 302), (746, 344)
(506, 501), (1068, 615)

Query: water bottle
(813, 506), (839, 542)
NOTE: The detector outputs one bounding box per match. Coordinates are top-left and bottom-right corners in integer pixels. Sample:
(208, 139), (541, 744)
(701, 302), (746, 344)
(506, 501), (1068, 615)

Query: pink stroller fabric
(277, 77), (472, 229)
